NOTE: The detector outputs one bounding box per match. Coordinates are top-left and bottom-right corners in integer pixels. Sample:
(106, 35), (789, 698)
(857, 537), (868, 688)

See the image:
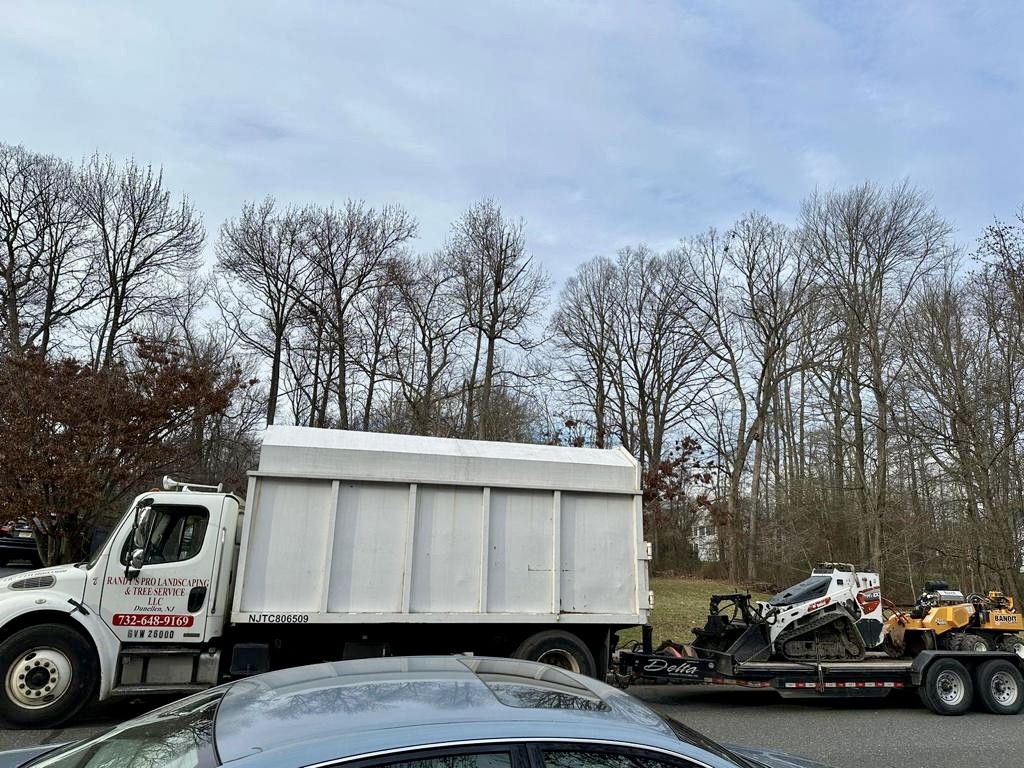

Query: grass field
(619, 577), (770, 646)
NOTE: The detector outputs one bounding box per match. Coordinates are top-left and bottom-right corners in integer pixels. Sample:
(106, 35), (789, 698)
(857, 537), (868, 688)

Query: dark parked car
(0, 656), (830, 768)
(0, 520), (42, 568)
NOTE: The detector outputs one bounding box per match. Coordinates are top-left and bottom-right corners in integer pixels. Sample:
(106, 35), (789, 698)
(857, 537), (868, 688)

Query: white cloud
(1, 0), (1022, 277)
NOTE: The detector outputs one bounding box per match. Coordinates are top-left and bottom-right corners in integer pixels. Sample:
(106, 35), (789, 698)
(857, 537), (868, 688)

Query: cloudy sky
(2, 1), (1022, 284)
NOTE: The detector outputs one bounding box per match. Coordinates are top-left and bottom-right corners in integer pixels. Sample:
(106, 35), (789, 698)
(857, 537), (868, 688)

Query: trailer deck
(610, 646), (1024, 706)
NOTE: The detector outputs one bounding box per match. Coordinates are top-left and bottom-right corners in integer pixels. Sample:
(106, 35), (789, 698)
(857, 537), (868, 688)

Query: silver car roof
(214, 656), (723, 767)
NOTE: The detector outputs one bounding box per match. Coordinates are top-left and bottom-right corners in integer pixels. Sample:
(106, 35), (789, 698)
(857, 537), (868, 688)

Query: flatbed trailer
(610, 628), (1024, 715)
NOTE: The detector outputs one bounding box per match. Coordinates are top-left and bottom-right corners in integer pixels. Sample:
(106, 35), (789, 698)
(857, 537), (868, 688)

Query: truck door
(100, 500), (221, 644)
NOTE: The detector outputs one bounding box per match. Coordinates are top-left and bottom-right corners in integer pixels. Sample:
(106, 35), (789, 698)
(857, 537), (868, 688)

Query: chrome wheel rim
(991, 671), (1019, 706)
(536, 649), (581, 674)
(936, 670), (966, 706)
(4, 648), (73, 710)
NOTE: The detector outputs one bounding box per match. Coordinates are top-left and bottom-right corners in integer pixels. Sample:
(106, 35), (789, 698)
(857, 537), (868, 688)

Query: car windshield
(25, 689), (223, 768)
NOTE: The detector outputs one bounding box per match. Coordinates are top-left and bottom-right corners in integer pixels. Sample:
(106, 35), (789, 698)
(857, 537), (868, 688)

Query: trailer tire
(0, 624), (98, 727)
(919, 658), (973, 716)
(974, 659), (1024, 715)
(513, 631), (596, 678)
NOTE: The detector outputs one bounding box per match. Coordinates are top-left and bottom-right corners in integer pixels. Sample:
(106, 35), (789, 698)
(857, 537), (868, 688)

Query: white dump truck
(0, 426), (650, 725)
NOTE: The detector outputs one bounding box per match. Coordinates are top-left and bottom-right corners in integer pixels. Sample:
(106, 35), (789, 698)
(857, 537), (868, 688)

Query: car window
(383, 754), (513, 768)
(120, 505), (209, 566)
(658, 718), (760, 768)
(26, 689), (222, 768)
(542, 748), (702, 768)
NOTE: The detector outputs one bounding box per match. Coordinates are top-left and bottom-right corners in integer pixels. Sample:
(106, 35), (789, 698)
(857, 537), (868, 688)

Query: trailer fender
(0, 592), (120, 702)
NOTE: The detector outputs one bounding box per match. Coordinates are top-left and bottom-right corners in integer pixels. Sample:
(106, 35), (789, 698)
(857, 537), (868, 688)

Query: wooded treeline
(2, 141), (1023, 600)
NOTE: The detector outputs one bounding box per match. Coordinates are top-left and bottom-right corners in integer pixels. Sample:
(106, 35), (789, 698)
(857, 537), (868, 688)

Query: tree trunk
(478, 330), (497, 439)
(746, 427), (764, 581)
(267, 333), (282, 426)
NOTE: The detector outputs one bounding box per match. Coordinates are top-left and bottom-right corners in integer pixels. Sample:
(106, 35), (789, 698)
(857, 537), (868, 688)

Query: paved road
(634, 685), (1024, 768)
(0, 681), (1021, 767)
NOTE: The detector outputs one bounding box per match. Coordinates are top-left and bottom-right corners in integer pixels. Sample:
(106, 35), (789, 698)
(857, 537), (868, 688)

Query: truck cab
(0, 481), (241, 726)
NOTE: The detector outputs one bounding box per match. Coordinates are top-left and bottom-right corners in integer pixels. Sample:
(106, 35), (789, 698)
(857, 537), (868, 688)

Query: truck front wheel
(0, 624), (98, 727)
(513, 631), (596, 678)
(919, 658), (973, 715)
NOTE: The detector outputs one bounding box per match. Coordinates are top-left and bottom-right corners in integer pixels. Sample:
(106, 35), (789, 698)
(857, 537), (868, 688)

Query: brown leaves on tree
(0, 340), (243, 564)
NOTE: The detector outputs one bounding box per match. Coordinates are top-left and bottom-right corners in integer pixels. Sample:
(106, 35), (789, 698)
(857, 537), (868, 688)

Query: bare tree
(684, 215), (817, 581)
(550, 256), (617, 447)
(0, 145), (95, 356)
(448, 200), (549, 439)
(299, 201), (417, 429)
(384, 252), (468, 434)
(351, 268), (403, 431)
(607, 245), (708, 469)
(78, 154), (204, 368)
(800, 181), (951, 572)
(216, 198), (307, 425)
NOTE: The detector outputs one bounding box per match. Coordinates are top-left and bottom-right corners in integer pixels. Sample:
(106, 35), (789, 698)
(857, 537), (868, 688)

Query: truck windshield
(83, 511), (126, 570)
(26, 689), (222, 768)
(82, 525), (114, 569)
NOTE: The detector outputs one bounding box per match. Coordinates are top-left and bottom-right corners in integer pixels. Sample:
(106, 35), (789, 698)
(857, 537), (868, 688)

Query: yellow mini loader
(884, 581), (1024, 657)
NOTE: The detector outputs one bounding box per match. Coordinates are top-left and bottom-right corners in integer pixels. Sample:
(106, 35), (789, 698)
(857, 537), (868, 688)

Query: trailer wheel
(975, 659), (1024, 715)
(919, 658), (973, 716)
(513, 630), (596, 678)
(0, 624), (98, 727)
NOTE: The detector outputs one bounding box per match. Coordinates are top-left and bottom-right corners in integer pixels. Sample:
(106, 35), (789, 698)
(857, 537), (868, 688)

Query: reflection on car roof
(214, 656), (677, 766)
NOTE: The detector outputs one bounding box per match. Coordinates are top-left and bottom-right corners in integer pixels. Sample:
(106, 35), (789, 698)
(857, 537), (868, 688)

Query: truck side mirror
(133, 507), (152, 550)
(125, 547), (146, 581)
(125, 499), (154, 580)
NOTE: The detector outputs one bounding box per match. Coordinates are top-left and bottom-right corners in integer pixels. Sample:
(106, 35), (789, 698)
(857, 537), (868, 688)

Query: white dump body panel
(231, 426), (648, 626)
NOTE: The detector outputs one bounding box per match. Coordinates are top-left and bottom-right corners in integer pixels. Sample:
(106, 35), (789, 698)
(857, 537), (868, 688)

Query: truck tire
(919, 658), (973, 715)
(998, 635), (1024, 657)
(974, 659), (1024, 715)
(0, 624), (98, 727)
(513, 630), (596, 678)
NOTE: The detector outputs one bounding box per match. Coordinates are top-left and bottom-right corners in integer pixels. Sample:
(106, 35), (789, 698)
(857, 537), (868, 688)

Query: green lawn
(619, 577), (770, 647)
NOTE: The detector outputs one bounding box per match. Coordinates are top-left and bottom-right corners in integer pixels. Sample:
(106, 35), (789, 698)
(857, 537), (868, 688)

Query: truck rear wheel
(513, 630), (596, 678)
(0, 624), (98, 727)
(919, 658), (973, 715)
(975, 659), (1024, 715)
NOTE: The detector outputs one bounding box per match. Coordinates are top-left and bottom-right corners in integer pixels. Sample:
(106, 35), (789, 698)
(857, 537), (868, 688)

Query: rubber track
(776, 611), (866, 662)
